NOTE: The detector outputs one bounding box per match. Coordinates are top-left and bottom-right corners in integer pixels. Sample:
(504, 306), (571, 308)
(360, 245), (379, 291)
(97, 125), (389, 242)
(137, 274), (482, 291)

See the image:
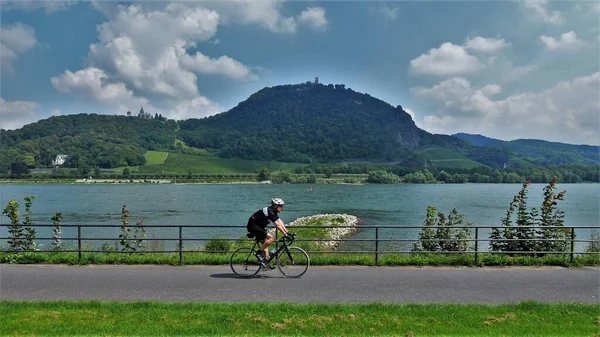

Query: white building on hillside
(52, 154), (68, 166)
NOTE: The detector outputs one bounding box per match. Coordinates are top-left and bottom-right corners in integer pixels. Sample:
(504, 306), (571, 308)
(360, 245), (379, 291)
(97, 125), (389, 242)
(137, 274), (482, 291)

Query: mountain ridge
(1, 81), (598, 171)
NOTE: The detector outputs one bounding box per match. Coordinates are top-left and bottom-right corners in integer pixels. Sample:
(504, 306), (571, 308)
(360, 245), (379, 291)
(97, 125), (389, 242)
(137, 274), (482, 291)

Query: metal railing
(0, 224), (598, 265)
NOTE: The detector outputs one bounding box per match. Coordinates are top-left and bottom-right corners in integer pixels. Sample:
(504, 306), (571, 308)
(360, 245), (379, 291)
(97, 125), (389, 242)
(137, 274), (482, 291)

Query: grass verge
(1, 251), (598, 267)
(1, 301), (598, 336)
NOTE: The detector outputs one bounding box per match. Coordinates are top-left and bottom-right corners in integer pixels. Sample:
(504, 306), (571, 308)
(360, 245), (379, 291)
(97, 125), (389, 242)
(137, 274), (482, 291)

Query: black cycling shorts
(247, 221), (267, 241)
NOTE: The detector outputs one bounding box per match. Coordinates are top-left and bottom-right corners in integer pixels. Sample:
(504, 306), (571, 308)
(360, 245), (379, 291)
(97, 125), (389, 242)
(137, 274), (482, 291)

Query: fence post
(179, 226), (183, 265)
(375, 227), (379, 266)
(77, 225), (82, 264)
(474, 227), (479, 265)
(570, 227), (575, 264)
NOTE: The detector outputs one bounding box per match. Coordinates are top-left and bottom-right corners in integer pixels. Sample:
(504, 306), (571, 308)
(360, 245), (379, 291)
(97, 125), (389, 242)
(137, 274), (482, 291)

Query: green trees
(490, 178), (569, 254)
(412, 206), (472, 252)
(2, 196), (38, 251)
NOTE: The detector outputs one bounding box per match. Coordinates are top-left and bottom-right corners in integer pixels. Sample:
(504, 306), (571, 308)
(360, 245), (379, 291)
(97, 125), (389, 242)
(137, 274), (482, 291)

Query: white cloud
(522, 0), (563, 24)
(0, 23), (37, 72)
(0, 0), (77, 14)
(181, 52), (257, 80)
(380, 4), (400, 20)
(409, 42), (484, 76)
(51, 67), (149, 106)
(211, 0), (297, 33)
(593, 3), (600, 13)
(297, 7), (328, 31)
(481, 84), (502, 96)
(410, 72), (600, 145)
(540, 31), (584, 50)
(465, 36), (510, 53)
(170, 96), (222, 120)
(0, 97), (41, 130)
(77, 3), (258, 100)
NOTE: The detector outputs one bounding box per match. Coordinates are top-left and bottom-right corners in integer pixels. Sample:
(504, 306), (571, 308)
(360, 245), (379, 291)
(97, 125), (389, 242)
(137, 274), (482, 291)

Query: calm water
(1, 183), (598, 251)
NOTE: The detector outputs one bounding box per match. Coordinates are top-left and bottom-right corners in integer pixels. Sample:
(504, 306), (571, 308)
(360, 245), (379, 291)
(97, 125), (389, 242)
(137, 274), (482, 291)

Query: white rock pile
(283, 213), (360, 250)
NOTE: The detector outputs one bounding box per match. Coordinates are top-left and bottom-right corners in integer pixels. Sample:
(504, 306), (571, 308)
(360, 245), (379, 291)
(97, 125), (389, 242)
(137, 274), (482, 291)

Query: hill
(0, 114), (177, 172)
(453, 133), (600, 166)
(178, 82), (461, 164)
(2, 82), (598, 175)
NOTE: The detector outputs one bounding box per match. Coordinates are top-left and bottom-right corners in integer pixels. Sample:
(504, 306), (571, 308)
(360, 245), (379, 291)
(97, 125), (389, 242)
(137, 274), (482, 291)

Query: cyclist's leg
(261, 233), (275, 259)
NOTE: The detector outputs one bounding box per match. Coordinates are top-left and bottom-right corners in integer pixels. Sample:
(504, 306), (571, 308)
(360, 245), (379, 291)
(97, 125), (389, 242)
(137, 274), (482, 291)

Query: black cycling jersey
(248, 206), (279, 229)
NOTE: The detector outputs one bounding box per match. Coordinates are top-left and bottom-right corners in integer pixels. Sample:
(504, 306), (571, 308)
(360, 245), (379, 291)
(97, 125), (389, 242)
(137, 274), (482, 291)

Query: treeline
(0, 114), (177, 172)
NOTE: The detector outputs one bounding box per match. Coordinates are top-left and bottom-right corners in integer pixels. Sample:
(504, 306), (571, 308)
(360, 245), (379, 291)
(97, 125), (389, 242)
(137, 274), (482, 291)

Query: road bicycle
(230, 232), (310, 278)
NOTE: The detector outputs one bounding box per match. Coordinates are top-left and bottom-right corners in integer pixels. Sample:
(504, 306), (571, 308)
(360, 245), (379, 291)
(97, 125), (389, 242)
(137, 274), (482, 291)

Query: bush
(204, 236), (232, 252)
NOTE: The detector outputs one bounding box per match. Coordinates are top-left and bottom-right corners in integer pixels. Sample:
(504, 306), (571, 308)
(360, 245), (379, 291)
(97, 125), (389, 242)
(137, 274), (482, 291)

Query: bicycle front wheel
(230, 247), (261, 277)
(277, 246), (310, 277)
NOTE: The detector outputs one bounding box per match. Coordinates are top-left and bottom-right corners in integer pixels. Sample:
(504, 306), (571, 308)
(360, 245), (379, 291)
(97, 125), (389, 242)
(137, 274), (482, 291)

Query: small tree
(119, 204), (133, 251)
(23, 196), (37, 251)
(51, 211), (64, 251)
(133, 219), (147, 251)
(413, 206), (472, 253)
(3, 200), (24, 251)
(490, 178), (568, 255)
(536, 177), (568, 253)
(257, 167), (270, 181)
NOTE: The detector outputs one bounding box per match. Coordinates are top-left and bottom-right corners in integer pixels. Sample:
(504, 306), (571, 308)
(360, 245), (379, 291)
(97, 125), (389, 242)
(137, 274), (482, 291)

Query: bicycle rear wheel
(277, 246), (310, 277)
(230, 247), (261, 277)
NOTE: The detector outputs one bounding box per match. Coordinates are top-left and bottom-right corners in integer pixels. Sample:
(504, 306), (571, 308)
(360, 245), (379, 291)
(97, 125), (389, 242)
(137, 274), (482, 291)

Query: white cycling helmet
(271, 198), (285, 207)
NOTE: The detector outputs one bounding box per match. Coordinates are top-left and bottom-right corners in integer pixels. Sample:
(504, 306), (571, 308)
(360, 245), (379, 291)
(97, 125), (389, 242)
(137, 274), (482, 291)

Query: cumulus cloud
(409, 35), (511, 77)
(410, 72), (600, 144)
(465, 36), (510, 53)
(522, 0), (563, 24)
(409, 42), (484, 76)
(170, 96), (222, 120)
(0, 0), (77, 14)
(50, 3), (251, 121)
(51, 67), (148, 105)
(0, 23), (37, 72)
(297, 7), (328, 31)
(0, 97), (41, 130)
(540, 31), (584, 50)
(181, 52), (257, 80)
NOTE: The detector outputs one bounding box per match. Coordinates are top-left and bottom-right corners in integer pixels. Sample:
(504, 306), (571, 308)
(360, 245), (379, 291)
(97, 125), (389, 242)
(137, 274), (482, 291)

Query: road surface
(1, 265), (598, 304)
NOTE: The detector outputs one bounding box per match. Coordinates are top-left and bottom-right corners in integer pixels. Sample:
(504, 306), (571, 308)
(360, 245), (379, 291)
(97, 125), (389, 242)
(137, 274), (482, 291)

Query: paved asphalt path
(1, 265), (598, 304)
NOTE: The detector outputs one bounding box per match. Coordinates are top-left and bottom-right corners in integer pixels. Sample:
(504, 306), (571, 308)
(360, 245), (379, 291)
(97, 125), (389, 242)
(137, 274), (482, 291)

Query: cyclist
(247, 198), (290, 268)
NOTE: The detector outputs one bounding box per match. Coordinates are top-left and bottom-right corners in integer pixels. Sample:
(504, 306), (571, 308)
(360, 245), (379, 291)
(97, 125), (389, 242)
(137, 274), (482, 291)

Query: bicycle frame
(249, 233), (296, 264)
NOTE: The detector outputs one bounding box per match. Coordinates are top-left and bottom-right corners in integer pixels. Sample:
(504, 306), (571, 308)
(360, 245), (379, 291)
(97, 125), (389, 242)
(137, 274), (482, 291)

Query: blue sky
(1, 0), (599, 145)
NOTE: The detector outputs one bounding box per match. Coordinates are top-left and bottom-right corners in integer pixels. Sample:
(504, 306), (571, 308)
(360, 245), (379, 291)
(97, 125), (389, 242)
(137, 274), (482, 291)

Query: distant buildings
(137, 107), (152, 119)
(126, 107), (152, 119)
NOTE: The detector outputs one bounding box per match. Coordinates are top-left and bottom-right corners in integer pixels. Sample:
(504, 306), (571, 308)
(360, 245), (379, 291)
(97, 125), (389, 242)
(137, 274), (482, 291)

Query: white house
(52, 154), (68, 166)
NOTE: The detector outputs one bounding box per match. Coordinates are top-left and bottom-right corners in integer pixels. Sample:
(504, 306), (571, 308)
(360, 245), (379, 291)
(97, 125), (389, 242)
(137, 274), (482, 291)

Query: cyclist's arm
(274, 218), (288, 235)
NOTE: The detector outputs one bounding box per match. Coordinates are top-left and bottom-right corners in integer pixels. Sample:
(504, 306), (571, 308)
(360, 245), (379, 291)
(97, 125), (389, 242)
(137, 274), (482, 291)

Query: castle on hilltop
(126, 107), (152, 119)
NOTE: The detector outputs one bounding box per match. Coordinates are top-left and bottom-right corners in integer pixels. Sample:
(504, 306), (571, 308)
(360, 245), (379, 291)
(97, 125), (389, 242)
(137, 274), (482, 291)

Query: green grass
(1, 251), (598, 267)
(1, 301), (598, 336)
(157, 152), (307, 174)
(415, 146), (484, 169)
(143, 151), (169, 165)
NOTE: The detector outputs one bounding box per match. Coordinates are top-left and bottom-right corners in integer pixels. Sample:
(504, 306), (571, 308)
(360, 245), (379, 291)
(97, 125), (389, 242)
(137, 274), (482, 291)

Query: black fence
(1, 224), (598, 265)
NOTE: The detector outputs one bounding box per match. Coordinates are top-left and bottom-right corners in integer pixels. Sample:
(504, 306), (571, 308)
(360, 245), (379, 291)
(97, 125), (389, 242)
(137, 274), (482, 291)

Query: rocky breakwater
(271, 213), (360, 250)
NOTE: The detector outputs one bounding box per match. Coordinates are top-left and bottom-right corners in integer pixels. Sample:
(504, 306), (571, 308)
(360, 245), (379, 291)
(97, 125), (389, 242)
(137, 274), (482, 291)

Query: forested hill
(453, 133), (600, 166)
(0, 114), (177, 170)
(178, 82), (455, 163)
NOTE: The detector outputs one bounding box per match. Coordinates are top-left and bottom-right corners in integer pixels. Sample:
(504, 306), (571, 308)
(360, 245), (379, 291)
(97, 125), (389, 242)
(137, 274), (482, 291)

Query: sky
(1, 0), (599, 145)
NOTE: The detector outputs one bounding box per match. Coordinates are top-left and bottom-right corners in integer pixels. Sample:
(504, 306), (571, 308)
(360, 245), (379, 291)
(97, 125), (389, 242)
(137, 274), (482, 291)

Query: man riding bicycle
(247, 198), (290, 268)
